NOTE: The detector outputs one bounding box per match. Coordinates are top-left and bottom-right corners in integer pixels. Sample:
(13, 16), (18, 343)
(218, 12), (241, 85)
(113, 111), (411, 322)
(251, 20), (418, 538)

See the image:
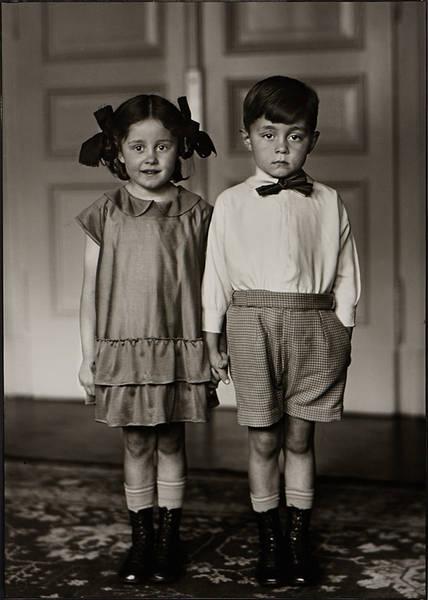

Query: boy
(202, 76), (360, 587)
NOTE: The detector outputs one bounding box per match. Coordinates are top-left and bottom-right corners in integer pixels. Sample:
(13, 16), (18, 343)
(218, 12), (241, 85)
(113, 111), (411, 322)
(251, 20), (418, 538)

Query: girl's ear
(240, 128), (252, 151)
(308, 130), (320, 154)
(118, 150), (125, 164)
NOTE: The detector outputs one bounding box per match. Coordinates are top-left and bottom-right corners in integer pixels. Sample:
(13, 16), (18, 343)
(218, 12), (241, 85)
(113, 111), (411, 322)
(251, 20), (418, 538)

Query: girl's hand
(78, 360), (95, 397)
(209, 350), (230, 385)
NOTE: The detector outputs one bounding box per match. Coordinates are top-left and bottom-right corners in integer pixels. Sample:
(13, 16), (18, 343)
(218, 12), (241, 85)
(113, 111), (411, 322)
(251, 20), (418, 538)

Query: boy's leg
(284, 416), (315, 508)
(248, 421), (283, 509)
(283, 415), (317, 586)
(248, 421), (284, 586)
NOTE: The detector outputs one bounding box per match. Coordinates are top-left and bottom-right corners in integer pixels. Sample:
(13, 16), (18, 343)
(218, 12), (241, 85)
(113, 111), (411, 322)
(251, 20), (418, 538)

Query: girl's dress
(76, 184), (218, 427)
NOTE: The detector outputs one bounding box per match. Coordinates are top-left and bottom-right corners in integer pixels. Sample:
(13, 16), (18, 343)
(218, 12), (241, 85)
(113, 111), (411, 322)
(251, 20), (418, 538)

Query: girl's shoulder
(175, 185), (213, 217)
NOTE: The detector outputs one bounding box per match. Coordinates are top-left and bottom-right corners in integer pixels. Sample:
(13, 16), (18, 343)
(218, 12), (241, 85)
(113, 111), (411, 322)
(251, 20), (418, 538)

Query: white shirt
(202, 167), (361, 332)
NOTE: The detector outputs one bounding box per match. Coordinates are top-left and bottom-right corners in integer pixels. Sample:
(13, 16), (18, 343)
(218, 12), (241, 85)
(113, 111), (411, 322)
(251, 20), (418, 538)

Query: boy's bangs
(264, 103), (304, 127)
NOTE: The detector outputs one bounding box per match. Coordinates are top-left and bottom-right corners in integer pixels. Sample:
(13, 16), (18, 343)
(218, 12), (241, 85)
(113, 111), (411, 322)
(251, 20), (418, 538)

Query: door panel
(202, 2), (395, 413)
(3, 2), (186, 398)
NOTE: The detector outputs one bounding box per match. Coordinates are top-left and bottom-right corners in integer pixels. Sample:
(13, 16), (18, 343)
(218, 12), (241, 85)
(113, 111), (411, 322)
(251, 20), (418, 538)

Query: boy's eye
(262, 133), (274, 140)
(288, 134), (304, 142)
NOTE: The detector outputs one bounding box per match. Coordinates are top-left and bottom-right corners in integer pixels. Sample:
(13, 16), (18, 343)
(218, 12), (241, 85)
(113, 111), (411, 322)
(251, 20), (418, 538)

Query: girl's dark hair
(105, 94), (187, 182)
(243, 76), (319, 133)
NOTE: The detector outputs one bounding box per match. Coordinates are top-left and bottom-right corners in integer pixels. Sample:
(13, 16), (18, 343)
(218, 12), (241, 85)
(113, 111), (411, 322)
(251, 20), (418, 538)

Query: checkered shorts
(226, 290), (352, 427)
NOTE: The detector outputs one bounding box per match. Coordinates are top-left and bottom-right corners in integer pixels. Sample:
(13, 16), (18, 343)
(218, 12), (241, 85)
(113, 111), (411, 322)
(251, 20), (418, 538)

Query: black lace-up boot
(150, 507), (183, 583)
(118, 508), (154, 584)
(255, 508), (284, 586)
(285, 506), (316, 586)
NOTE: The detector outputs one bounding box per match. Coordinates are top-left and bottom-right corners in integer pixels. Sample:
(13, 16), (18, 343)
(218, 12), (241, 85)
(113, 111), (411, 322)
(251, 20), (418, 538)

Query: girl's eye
(157, 144), (168, 152)
(262, 133), (274, 140)
(134, 145), (144, 152)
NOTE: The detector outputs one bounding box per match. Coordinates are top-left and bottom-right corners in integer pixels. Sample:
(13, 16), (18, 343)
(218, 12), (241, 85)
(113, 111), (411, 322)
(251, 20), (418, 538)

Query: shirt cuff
(335, 305), (356, 328)
(202, 309), (225, 333)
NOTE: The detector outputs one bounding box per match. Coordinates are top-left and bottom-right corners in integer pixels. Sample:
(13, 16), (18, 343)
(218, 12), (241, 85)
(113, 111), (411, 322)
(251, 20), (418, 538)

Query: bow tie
(256, 171), (313, 197)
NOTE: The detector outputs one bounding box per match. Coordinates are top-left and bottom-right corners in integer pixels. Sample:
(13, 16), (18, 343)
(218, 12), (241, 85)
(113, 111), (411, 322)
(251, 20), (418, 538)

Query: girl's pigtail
(177, 96), (216, 160)
(79, 105), (117, 167)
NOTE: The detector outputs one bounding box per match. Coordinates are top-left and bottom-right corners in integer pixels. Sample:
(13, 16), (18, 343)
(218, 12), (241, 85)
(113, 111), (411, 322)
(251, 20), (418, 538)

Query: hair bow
(79, 105), (116, 167)
(177, 96), (216, 159)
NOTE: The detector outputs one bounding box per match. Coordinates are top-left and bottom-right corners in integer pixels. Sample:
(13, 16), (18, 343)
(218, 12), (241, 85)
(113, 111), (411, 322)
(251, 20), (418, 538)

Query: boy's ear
(308, 130), (320, 153)
(240, 128), (252, 151)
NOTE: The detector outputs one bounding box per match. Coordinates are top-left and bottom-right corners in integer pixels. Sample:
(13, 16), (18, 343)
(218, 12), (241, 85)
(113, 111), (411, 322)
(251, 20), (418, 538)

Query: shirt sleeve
(75, 195), (108, 246)
(333, 196), (361, 327)
(201, 193), (233, 333)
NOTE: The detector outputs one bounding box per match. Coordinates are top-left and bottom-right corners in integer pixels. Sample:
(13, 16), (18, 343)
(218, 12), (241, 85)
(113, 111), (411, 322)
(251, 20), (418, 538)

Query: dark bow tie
(256, 171), (313, 197)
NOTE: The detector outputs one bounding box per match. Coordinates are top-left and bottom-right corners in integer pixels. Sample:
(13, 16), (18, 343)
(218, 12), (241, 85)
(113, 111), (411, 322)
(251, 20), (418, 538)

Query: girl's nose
(144, 149), (158, 163)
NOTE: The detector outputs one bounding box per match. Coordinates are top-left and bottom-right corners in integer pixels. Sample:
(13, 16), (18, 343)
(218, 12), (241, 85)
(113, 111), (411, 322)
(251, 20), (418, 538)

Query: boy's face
(242, 116), (319, 179)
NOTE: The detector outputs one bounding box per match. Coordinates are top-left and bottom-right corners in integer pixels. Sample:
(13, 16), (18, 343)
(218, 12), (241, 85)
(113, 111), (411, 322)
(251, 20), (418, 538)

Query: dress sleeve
(75, 195), (108, 246)
(332, 196), (361, 327)
(201, 192), (233, 333)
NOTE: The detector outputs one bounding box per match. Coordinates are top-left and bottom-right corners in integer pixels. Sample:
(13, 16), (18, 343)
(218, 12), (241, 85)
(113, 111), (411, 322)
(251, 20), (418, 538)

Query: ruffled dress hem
(90, 381), (219, 427)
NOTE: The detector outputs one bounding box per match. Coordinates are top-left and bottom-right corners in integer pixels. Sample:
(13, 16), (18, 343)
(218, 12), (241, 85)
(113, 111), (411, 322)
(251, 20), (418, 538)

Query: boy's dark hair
(243, 76), (319, 133)
(106, 94), (186, 182)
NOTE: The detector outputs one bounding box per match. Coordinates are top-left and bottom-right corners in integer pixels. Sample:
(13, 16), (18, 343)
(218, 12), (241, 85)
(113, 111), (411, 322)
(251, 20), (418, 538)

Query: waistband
(231, 290), (335, 310)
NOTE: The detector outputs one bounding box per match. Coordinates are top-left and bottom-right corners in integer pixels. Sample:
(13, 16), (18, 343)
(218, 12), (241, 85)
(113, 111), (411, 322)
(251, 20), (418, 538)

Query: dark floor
(4, 397), (425, 484)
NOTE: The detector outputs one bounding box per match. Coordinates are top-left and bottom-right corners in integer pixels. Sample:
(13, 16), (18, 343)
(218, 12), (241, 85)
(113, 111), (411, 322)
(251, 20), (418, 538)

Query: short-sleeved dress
(76, 184), (218, 427)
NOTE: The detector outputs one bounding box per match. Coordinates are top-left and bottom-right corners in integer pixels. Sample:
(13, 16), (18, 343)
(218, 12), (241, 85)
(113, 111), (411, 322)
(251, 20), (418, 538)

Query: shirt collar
(105, 185), (201, 217)
(246, 166), (314, 192)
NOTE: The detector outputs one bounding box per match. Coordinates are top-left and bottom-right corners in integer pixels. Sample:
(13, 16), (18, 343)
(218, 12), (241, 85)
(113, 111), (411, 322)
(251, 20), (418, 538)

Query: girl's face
(118, 118), (178, 195)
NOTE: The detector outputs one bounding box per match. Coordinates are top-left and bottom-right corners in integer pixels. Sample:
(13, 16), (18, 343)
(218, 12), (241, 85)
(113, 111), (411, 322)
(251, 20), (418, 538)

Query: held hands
(78, 360), (96, 398)
(209, 349), (230, 385)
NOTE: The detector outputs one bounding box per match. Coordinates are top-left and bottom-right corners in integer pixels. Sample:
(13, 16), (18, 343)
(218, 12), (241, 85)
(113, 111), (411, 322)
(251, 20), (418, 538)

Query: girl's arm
(78, 235), (100, 397)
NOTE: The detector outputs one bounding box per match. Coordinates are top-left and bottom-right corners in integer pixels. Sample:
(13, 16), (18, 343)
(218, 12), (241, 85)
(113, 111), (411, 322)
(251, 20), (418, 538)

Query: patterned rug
(5, 460), (425, 600)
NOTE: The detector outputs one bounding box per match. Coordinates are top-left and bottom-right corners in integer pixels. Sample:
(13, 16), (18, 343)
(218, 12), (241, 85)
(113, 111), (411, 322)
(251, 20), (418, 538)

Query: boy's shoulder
(310, 177), (340, 200)
(215, 179), (253, 205)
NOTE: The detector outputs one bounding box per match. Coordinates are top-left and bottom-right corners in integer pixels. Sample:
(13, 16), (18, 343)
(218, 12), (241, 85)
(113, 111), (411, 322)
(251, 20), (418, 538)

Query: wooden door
(3, 3), (187, 398)
(202, 2), (396, 413)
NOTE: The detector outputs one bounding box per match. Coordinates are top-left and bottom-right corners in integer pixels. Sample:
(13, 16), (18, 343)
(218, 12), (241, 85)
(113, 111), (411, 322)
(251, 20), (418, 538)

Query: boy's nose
(276, 141), (289, 154)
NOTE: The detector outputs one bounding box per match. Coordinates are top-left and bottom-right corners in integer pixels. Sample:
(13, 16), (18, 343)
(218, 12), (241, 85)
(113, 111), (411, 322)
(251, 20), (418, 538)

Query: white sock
(157, 478), (186, 509)
(124, 482), (155, 512)
(250, 491), (280, 513)
(285, 487), (314, 510)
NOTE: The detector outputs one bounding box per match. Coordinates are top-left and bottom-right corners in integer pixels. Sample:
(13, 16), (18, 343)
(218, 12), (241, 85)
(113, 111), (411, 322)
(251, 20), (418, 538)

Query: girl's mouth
(141, 170), (160, 175)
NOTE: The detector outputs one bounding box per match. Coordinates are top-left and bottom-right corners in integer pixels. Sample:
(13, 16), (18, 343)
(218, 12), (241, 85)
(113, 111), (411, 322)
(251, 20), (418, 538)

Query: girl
(76, 94), (217, 585)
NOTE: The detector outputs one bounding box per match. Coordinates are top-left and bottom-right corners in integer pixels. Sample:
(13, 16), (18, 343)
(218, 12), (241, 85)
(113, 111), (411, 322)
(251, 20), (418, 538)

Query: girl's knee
(157, 423), (185, 456)
(123, 427), (156, 459)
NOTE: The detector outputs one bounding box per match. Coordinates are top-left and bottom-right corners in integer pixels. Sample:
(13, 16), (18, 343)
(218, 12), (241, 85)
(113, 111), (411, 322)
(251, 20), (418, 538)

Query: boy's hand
(209, 350), (230, 385)
(78, 360), (95, 397)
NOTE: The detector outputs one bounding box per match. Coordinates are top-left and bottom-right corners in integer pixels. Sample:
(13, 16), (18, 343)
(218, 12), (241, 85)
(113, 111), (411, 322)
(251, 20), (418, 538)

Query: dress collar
(104, 185), (201, 217)
(246, 166), (314, 193)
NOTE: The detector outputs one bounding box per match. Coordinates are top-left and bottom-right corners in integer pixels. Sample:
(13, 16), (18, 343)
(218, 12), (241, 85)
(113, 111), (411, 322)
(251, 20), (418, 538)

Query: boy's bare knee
(285, 433), (312, 455)
(249, 429), (281, 460)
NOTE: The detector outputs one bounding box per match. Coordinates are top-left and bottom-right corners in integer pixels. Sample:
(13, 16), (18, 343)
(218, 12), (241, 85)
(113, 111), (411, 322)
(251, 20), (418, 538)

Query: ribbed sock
(124, 482), (155, 513)
(285, 487), (314, 510)
(250, 491), (280, 513)
(157, 477), (186, 509)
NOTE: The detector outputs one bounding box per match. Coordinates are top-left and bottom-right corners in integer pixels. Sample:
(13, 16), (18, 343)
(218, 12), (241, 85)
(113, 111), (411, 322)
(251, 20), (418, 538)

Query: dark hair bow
(177, 96), (216, 159)
(79, 105), (116, 167)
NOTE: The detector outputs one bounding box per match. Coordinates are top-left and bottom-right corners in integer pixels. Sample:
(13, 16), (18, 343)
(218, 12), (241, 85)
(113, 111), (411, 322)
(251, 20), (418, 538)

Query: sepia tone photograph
(3, 1), (425, 599)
